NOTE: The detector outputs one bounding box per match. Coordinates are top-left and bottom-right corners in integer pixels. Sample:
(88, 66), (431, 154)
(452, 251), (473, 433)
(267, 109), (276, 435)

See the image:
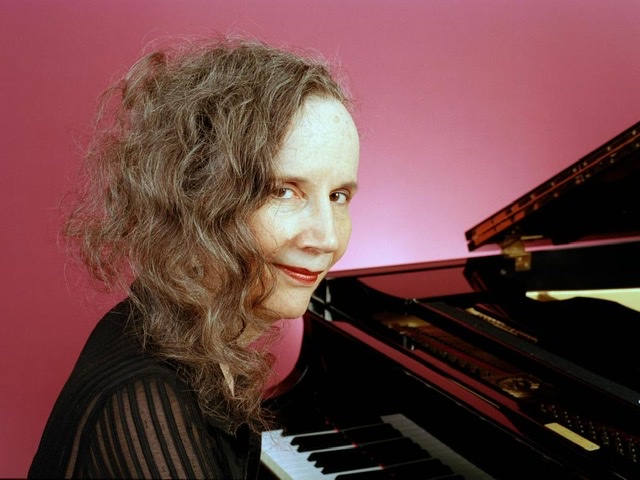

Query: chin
(266, 293), (313, 320)
(266, 289), (313, 319)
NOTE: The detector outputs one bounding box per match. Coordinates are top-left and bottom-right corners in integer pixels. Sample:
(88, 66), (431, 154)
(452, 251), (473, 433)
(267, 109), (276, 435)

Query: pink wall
(2, 0), (639, 476)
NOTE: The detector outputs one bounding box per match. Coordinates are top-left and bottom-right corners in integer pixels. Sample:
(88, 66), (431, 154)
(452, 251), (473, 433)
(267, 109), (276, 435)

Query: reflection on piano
(260, 121), (640, 480)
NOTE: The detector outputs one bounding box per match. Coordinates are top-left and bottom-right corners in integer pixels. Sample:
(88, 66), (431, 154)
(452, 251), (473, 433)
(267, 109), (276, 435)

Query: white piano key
(261, 428), (383, 479)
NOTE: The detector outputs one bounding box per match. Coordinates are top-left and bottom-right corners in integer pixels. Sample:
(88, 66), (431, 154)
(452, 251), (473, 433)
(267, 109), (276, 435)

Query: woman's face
(249, 96), (360, 319)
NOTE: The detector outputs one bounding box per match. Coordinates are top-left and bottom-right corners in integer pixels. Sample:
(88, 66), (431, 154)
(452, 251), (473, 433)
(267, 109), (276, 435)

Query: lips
(274, 264), (323, 285)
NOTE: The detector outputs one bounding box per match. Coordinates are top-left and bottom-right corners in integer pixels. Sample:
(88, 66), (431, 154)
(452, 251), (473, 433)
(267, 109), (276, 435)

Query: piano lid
(466, 120), (640, 252)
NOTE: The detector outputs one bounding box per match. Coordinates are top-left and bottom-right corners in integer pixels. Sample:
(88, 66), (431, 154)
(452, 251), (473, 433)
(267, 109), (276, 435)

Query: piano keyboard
(261, 413), (494, 479)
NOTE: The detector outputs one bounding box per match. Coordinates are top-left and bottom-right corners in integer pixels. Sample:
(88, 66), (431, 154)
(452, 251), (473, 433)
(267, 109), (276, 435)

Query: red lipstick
(275, 265), (322, 285)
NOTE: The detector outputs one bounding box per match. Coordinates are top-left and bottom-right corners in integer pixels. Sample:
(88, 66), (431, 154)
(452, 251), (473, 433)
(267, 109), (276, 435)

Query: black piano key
(310, 447), (377, 473)
(335, 458), (456, 479)
(293, 422), (403, 452)
(292, 431), (351, 452)
(312, 437), (433, 475)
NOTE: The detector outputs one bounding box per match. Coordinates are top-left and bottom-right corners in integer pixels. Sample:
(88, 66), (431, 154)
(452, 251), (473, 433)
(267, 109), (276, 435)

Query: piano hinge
(499, 237), (532, 271)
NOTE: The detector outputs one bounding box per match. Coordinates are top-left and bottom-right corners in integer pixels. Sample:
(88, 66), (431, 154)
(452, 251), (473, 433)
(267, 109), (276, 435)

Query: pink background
(2, 1), (639, 476)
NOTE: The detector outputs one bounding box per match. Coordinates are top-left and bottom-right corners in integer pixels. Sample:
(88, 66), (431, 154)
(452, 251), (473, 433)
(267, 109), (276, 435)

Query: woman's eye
(330, 191), (350, 205)
(274, 187), (295, 199)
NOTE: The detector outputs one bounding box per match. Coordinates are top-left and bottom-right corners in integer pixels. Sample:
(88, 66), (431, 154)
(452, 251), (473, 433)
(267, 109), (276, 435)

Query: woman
(29, 37), (359, 479)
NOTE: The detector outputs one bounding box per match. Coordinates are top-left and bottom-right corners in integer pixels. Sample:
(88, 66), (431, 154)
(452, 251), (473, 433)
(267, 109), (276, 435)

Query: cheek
(335, 215), (353, 258)
(249, 209), (291, 256)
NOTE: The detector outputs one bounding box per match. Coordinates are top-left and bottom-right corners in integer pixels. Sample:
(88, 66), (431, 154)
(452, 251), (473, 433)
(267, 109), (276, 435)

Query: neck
(219, 363), (234, 395)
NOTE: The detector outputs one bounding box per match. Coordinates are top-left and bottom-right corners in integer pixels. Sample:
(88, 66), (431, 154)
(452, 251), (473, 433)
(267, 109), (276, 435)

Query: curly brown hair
(64, 36), (351, 432)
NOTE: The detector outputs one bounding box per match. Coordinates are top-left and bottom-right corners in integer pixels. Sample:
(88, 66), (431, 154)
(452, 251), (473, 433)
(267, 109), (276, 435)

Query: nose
(299, 199), (340, 253)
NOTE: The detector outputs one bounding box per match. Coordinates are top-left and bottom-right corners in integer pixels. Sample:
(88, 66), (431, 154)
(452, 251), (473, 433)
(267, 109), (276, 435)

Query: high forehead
(293, 96), (358, 139)
(275, 96), (359, 169)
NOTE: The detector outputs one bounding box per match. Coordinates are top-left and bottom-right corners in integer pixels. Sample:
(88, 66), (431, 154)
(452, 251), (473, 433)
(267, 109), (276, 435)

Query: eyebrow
(342, 181), (359, 194)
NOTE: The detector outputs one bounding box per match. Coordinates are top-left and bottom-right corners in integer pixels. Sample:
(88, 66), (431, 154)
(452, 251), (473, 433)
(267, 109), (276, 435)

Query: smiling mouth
(274, 264), (323, 285)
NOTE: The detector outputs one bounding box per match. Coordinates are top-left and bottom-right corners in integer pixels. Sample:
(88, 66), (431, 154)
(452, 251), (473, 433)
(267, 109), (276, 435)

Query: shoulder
(49, 298), (199, 447)
(76, 300), (201, 426)
(29, 300), (201, 478)
(73, 299), (169, 385)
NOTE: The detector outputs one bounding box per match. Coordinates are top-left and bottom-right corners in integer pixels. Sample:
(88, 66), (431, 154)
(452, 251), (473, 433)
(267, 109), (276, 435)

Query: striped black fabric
(28, 299), (260, 479)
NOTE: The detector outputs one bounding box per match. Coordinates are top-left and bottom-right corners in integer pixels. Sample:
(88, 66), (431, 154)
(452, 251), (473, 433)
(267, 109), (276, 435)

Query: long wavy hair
(64, 36), (351, 432)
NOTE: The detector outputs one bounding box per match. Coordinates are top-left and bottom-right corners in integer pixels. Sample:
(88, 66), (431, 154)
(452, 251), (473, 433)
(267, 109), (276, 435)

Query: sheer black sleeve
(73, 376), (244, 479)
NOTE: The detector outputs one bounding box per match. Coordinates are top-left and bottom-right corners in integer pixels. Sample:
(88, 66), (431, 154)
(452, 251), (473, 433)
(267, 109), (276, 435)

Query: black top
(29, 299), (261, 479)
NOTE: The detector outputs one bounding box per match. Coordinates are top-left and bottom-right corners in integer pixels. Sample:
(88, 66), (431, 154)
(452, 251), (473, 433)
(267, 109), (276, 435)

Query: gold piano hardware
(465, 307), (538, 343)
(545, 422), (601, 451)
(499, 236), (543, 272)
(373, 311), (429, 328)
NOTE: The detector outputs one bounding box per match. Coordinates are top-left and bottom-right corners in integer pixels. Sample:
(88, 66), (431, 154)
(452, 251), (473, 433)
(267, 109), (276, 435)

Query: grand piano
(260, 121), (640, 479)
